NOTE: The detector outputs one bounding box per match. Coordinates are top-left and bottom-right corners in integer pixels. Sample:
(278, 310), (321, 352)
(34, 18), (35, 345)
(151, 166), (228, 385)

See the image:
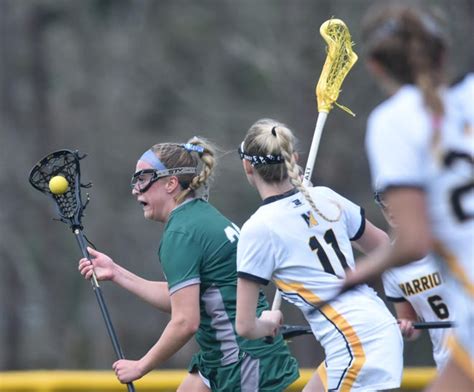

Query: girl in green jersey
(79, 137), (299, 391)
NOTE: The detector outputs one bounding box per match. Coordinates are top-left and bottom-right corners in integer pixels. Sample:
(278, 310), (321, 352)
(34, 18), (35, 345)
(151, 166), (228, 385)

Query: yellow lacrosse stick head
(316, 19), (358, 115)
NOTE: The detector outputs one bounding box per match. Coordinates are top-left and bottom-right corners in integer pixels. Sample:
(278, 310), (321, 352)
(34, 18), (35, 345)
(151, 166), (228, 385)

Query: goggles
(237, 141), (283, 167)
(131, 167), (197, 194)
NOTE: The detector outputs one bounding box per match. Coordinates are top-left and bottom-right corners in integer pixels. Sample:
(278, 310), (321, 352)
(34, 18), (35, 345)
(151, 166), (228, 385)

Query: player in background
(375, 188), (452, 370)
(343, 4), (474, 390)
(235, 118), (403, 392)
(79, 137), (299, 391)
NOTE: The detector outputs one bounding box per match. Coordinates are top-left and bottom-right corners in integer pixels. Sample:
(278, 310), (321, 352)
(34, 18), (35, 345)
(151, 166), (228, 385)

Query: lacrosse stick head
(316, 18), (358, 114)
(29, 149), (91, 230)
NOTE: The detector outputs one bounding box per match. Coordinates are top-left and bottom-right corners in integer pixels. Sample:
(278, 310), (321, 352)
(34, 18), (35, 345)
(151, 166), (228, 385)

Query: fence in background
(0, 368), (437, 391)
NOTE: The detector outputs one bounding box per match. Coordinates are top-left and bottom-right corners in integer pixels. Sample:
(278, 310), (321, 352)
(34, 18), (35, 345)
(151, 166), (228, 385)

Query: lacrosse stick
(275, 320), (454, 342)
(29, 150), (135, 392)
(408, 321), (454, 329)
(271, 18), (358, 312)
(280, 324), (313, 340)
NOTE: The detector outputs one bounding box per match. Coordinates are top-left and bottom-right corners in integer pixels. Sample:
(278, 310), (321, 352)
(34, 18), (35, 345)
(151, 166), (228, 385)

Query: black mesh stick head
(29, 149), (91, 229)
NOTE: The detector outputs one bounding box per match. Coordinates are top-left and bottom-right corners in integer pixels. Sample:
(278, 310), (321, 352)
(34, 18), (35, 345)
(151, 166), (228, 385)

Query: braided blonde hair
(150, 136), (217, 204)
(244, 118), (340, 222)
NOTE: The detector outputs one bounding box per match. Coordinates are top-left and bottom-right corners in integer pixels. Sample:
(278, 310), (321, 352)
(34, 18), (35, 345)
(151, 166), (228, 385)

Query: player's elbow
(354, 222), (390, 254)
(173, 315), (200, 336)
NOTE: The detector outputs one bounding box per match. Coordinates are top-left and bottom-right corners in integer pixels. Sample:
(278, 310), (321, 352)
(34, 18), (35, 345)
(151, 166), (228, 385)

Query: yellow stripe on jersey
(448, 335), (474, 380)
(434, 241), (474, 297)
(275, 280), (366, 391)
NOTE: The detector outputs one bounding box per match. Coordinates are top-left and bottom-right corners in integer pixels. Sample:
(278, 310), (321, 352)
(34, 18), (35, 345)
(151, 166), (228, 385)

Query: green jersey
(159, 199), (288, 368)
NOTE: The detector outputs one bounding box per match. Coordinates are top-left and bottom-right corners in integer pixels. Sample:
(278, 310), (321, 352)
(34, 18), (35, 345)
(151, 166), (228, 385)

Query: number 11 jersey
(237, 186), (403, 391)
(237, 186), (371, 302)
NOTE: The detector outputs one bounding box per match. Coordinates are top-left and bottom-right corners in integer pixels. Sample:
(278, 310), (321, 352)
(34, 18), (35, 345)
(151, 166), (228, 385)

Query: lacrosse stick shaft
(412, 321), (454, 329)
(280, 324), (312, 339)
(277, 320), (454, 341)
(271, 291), (282, 310)
(74, 229), (136, 392)
(303, 112), (328, 185)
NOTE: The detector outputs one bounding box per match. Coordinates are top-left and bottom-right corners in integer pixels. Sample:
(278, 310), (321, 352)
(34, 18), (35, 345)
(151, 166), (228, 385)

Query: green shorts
(188, 346), (299, 392)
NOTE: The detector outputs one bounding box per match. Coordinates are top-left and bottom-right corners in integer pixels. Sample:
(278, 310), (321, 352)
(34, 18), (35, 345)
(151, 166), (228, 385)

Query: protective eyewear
(131, 167), (197, 194)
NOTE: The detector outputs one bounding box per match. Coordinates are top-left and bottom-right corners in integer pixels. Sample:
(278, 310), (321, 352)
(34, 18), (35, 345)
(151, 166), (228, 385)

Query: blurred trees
(0, 0), (472, 370)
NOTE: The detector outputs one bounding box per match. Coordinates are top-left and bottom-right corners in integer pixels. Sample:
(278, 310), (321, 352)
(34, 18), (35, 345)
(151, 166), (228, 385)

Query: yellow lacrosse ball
(49, 176), (69, 194)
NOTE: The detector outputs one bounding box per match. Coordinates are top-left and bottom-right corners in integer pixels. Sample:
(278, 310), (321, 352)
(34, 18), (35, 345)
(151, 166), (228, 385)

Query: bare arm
(109, 263), (171, 313)
(382, 188), (433, 261)
(352, 219), (390, 254)
(346, 189), (432, 287)
(79, 247), (171, 313)
(113, 284), (201, 383)
(236, 278), (282, 339)
(394, 301), (421, 341)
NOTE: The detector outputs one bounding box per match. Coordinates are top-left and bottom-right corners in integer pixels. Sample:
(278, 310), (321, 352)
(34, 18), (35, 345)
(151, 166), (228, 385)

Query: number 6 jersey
(382, 257), (452, 369)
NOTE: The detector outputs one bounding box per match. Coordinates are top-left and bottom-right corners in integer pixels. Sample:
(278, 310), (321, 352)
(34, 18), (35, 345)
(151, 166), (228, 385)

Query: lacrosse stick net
(29, 149), (90, 229)
(316, 18), (358, 115)
(302, 18), (358, 185)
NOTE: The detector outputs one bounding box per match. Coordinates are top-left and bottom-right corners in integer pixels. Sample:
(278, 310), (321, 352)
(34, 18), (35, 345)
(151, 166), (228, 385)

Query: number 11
(309, 229), (349, 277)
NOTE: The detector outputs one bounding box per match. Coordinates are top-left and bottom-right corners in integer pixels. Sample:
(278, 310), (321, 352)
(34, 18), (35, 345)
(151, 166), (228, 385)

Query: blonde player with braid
(78, 137), (299, 391)
(235, 118), (403, 391)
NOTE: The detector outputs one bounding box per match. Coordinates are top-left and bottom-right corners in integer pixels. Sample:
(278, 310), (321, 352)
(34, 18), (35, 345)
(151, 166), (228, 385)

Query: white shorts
(307, 292), (403, 391)
(198, 371), (211, 388)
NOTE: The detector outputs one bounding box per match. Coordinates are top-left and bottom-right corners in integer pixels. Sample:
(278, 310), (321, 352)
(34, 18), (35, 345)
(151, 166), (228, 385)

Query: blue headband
(139, 149), (167, 170)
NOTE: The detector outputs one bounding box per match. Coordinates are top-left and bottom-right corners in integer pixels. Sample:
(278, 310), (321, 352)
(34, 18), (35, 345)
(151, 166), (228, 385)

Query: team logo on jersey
(292, 198), (303, 207)
(301, 210), (318, 227)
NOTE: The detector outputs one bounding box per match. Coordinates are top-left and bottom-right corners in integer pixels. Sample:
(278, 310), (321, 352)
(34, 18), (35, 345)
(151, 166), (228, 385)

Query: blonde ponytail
(244, 119), (341, 222)
(175, 136), (216, 203)
(149, 137), (217, 204)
